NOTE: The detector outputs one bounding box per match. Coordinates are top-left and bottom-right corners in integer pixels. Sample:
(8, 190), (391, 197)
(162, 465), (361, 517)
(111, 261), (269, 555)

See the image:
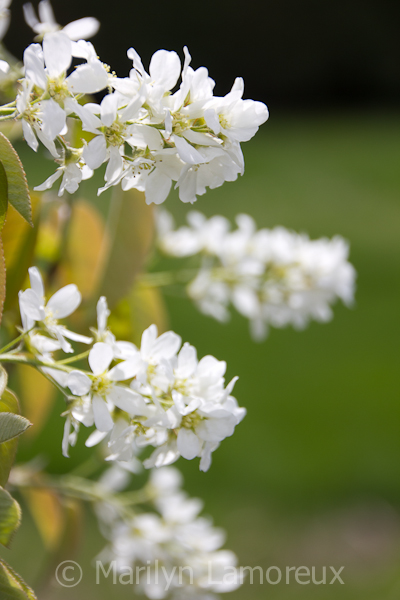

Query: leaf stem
(0, 328), (35, 354)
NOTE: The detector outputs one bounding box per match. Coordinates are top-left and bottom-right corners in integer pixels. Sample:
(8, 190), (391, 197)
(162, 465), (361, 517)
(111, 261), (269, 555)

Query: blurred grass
(1, 111), (399, 599)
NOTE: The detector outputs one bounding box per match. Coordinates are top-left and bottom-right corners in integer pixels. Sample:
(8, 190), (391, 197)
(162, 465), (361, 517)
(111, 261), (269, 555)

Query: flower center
(44, 308), (58, 329)
(91, 374), (112, 396)
(181, 411), (202, 429)
(103, 119), (126, 147)
(47, 76), (70, 103)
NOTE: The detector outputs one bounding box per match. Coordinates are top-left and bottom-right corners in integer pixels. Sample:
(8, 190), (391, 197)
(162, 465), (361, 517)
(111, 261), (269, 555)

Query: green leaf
(98, 187), (154, 309)
(0, 161), (8, 232)
(0, 413), (31, 444)
(0, 487), (21, 547)
(0, 560), (36, 599)
(0, 133), (32, 226)
(0, 389), (20, 487)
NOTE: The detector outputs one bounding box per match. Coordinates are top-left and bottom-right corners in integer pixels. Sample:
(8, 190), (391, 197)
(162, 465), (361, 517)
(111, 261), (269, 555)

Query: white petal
(204, 108), (221, 134)
(96, 296), (109, 334)
(62, 415), (71, 457)
(23, 43), (47, 89)
(62, 17), (100, 41)
(38, 0), (56, 25)
(92, 395), (113, 432)
(199, 442), (218, 472)
(67, 370), (92, 396)
(35, 128), (59, 158)
(34, 169), (63, 192)
(43, 32), (72, 77)
(177, 342), (197, 378)
(152, 331), (182, 361)
(144, 169), (171, 205)
(67, 60), (108, 94)
(108, 387), (148, 416)
(127, 124), (162, 151)
(89, 342), (113, 375)
(28, 267), (45, 299)
(83, 135), (107, 170)
(40, 98), (66, 140)
(149, 50), (181, 90)
(61, 329), (93, 344)
(47, 284), (81, 318)
(173, 135), (205, 165)
(100, 93), (118, 127)
(108, 356), (141, 381)
(85, 429), (108, 447)
(140, 324), (158, 358)
(22, 121), (38, 152)
(105, 146), (123, 183)
(196, 414), (236, 442)
(19, 289), (44, 321)
(177, 428), (201, 460)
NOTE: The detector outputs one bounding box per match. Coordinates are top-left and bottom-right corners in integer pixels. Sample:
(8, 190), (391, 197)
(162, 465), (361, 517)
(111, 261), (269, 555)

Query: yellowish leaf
(16, 366), (54, 440)
(99, 188), (154, 309)
(64, 200), (109, 298)
(22, 489), (64, 551)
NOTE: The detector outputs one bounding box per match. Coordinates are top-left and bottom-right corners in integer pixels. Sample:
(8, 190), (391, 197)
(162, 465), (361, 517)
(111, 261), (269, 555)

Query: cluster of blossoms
(13, 9), (268, 203)
(18, 268), (245, 471)
(157, 210), (356, 340)
(97, 465), (242, 599)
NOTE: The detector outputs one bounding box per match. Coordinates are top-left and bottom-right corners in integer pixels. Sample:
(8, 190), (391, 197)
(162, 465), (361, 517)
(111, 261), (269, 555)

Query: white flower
(23, 0), (99, 41)
(203, 77), (269, 143)
(19, 266), (92, 353)
(34, 154), (93, 196)
(157, 211), (356, 340)
(125, 326), (245, 471)
(66, 342), (147, 432)
(97, 466), (243, 599)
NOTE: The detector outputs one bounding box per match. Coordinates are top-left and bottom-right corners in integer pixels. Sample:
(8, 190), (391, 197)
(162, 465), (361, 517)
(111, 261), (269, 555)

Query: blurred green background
(1, 111), (399, 599)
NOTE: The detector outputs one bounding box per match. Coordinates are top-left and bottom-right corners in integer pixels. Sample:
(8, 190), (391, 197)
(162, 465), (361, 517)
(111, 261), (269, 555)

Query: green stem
(0, 328), (35, 354)
(0, 352), (89, 374)
(12, 473), (145, 519)
(57, 349), (90, 365)
(0, 113), (16, 121)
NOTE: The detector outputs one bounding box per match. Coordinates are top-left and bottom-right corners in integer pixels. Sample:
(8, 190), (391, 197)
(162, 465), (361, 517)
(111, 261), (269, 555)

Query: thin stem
(0, 100), (16, 109)
(0, 328), (35, 354)
(12, 473), (144, 520)
(0, 352), (89, 374)
(0, 113), (16, 121)
(57, 349), (90, 365)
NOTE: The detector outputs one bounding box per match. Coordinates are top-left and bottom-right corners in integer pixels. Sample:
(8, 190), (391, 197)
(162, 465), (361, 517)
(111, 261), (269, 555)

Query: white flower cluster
(157, 210), (356, 340)
(97, 466), (242, 599)
(16, 23), (268, 203)
(18, 269), (245, 471)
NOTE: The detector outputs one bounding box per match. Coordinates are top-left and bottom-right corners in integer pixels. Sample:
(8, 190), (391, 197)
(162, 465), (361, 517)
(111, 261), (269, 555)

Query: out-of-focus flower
(97, 466), (243, 599)
(157, 210), (357, 340)
(23, 0), (99, 41)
